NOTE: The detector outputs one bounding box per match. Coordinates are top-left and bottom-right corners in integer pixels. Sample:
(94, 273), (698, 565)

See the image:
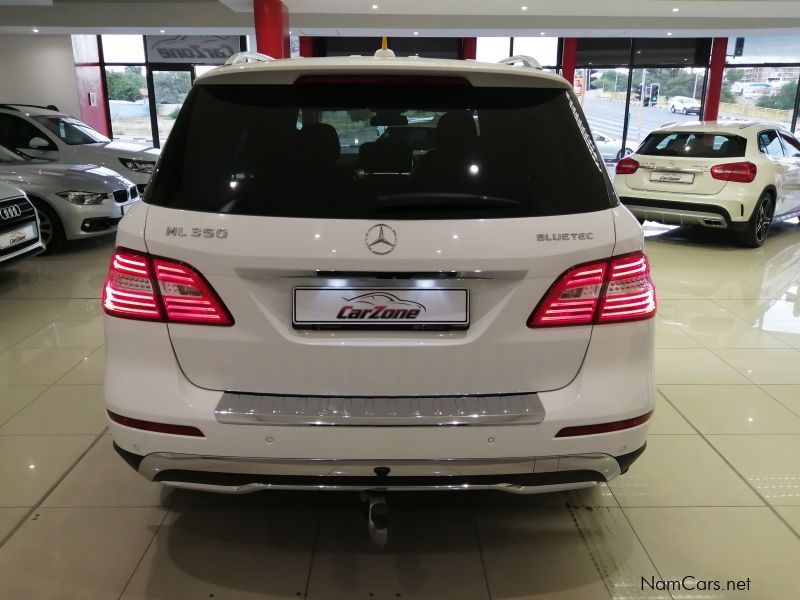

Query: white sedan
(614, 121), (800, 247)
(669, 96), (701, 115)
(592, 132), (633, 162)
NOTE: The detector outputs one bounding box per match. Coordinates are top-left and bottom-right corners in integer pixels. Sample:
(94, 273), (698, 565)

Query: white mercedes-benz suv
(103, 53), (656, 499)
(615, 121), (800, 247)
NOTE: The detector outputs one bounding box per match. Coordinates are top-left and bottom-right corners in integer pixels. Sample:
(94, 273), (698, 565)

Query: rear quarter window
(145, 82), (614, 220)
(637, 132), (747, 159)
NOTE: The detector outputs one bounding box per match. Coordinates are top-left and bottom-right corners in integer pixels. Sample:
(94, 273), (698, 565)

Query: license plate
(0, 223), (37, 250)
(650, 171), (694, 184)
(293, 287), (469, 329)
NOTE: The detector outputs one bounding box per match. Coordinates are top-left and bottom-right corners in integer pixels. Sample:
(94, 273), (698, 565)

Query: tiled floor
(1, 224), (800, 599)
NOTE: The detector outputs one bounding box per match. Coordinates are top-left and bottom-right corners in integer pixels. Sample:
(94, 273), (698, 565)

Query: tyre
(29, 198), (65, 254)
(734, 192), (774, 248)
(670, 105), (676, 113)
(682, 108), (688, 115)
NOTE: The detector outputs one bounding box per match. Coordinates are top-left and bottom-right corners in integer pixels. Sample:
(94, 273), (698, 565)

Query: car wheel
(682, 108), (688, 115)
(29, 198), (65, 254)
(735, 192), (774, 248)
(670, 105), (676, 113)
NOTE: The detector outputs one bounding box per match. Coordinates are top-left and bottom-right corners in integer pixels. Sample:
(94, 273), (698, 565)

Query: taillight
(710, 161), (757, 183)
(615, 157), (640, 175)
(103, 248), (233, 325)
(555, 410), (653, 437)
(528, 251), (656, 327)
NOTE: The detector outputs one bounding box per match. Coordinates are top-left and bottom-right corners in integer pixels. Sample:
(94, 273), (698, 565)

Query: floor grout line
(0, 426), (108, 549)
(657, 387), (800, 543)
(469, 506), (494, 600)
(115, 507), (170, 600)
(301, 510), (322, 599)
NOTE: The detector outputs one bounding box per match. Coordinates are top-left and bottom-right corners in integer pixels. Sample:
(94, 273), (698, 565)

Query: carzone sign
(146, 36), (240, 64)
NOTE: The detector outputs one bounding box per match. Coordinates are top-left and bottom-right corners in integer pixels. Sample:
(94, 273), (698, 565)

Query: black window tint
(758, 130), (785, 157)
(0, 114), (55, 151)
(145, 84), (612, 220)
(31, 116), (109, 145)
(638, 132), (747, 158)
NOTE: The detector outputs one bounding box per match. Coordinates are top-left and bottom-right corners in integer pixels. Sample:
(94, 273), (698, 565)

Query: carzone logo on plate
(336, 292), (426, 320)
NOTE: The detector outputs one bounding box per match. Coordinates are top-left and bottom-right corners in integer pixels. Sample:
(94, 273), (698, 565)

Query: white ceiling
(0, 0), (799, 37)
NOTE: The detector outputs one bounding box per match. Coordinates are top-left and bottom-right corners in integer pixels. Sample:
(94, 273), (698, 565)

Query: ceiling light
(159, 29), (165, 33)
(414, 31), (419, 36)
(372, 4), (378, 9)
(672, 7), (679, 12)
(667, 32), (673, 36)
(540, 31), (546, 36)
(32, 28), (39, 33)
(521, 6), (528, 11)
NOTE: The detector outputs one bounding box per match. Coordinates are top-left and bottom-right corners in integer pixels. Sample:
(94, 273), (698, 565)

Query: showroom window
(512, 37), (559, 69)
(476, 37), (512, 63)
(94, 34), (246, 147)
(724, 36), (800, 135)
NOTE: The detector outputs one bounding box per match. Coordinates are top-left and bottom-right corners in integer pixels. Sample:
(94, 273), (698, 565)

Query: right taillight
(528, 251), (656, 327)
(710, 161), (757, 183)
(103, 248), (233, 325)
(615, 157), (640, 175)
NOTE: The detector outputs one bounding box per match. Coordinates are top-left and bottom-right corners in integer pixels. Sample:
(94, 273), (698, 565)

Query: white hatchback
(615, 121), (800, 247)
(102, 53), (656, 501)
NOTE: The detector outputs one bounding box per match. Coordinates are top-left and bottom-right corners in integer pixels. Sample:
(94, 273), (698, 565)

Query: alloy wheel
(755, 197), (773, 243)
(37, 210), (54, 248)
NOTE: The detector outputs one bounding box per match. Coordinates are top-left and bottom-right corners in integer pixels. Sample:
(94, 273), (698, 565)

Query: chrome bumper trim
(625, 204), (729, 228)
(138, 452), (622, 494)
(215, 391), (546, 427)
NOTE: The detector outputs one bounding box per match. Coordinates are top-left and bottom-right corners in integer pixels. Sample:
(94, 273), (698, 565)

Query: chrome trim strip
(160, 481), (598, 496)
(625, 204), (729, 229)
(138, 452), (622, 494)
(215, 391), (546, 426)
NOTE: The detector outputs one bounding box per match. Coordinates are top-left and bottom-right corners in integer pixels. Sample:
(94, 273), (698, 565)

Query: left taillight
(528, 251), (656, 327)
(103, 248), (233, 325)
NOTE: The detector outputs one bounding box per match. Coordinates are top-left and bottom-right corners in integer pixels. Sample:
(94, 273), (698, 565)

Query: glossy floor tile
(0, 229), (799, 598)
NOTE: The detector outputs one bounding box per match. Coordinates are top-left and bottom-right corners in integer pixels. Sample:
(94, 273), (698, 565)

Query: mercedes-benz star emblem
(365, 224), (397, 255)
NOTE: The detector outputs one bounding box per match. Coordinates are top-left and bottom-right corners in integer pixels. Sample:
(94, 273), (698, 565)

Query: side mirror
(29, 137), (51, 149)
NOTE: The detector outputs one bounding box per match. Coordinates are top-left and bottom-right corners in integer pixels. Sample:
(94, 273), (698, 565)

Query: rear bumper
(620, 197), (749, 231)
(115, 442), (646, 494)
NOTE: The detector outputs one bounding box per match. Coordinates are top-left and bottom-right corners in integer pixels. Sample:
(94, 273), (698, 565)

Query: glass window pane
(722, 67), (798, 132)
(512, 37), (558, 67)
(153, 70), (192, 146)
(727, 36), (800, 64)
(577, 39), (631, 66)
(101, 35), (145, 63)
(476, 38), (511, 63)
(105, 66), (152, 144)
(633, 38), (711, 67)
(577, 68), (631, 163)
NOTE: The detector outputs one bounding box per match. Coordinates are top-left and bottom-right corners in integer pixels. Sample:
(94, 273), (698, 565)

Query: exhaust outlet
(702, 219), (726, 228)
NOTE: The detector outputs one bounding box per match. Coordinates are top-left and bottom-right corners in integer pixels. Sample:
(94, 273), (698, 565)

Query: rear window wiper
(376, 193), (520, 211)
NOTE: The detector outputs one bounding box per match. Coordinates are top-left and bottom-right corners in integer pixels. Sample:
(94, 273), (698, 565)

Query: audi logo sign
(0, 205), (22, 220)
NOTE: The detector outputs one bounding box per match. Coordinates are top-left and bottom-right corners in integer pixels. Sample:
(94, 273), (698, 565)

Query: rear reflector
(294, 74), (471, 87)
(528, 251), (656, 327)
(555, 410), (654, 437)
(103, 248), (233, 325)
(710, 161), (757, 183)
(615, 157), (640, 175)
(107, 410), (205, 437)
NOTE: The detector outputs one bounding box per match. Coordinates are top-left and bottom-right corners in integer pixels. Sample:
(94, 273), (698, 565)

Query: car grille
(0, 196), (36, 230)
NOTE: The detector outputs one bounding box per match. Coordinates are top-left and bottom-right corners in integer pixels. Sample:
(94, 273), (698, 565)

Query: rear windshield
(145, 82), (612, 219)
(638, 132), (747, 159)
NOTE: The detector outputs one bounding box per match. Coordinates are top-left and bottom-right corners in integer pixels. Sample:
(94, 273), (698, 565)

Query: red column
(703, 37), (727, 121)
(561, 38), (578, 86)
(461, 38), (477, 60)
(254, 0), (289, 59)
(299, 36), (314, 58)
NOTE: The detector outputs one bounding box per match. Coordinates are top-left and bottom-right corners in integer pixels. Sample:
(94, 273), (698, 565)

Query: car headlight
(56, 191), (113, 205)
(119, 158), (156, 174)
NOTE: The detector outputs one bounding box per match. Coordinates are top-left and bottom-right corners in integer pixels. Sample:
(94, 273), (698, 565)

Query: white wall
(0, 34), (80, 118)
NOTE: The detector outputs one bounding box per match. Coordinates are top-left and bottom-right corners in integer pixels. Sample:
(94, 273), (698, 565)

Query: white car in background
(669, 96), (701, 115)
(103, 53), (656, 525)
(593, 132), (633, 162)
(615, 121), (800, 247)
(0, 104), (160, 192)
(0, 144), (139, 252)
(0, 181), (43, 266)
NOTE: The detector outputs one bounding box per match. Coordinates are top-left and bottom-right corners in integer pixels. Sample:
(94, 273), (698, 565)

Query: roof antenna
(374, 36), (395, 58)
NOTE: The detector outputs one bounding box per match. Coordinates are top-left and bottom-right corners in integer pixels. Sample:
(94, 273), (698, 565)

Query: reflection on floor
(0, 223), (799, 599)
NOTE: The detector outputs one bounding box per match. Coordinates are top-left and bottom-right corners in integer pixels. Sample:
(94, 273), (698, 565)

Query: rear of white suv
(104, 56), (656, 495)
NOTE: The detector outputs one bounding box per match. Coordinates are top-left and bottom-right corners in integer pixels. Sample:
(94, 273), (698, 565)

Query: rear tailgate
(145, 208), (615, 396)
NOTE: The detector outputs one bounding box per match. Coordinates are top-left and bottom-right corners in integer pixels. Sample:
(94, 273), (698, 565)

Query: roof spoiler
(0, 103), (59, 112)
(223, 51), (274, 66)
(498, 55), (542, 70)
